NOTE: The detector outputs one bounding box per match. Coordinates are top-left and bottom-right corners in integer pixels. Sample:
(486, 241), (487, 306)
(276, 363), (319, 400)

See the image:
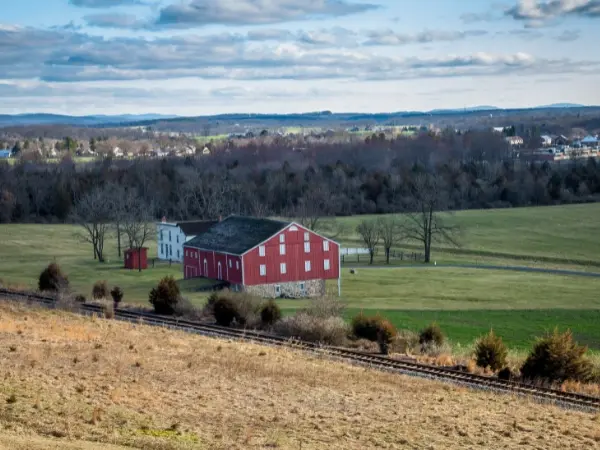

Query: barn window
(275, 285), (281, 297)
(324, 259), (330, 270)
(260, 265), (266, 276)
(229, 259), (232, 268)
(280, 263), (287, 274)
(289, 225), (298, 231)
(305, 261), (311, 272)
(279, 234), (285, 243)
(259, 245), (265, 257)
(323, 240), (329, 251)
(304, 232), (309, 241)
(304, 242), (310, 253)
(185, 250), (188, 257)
(299, 282), (305, 294)
(279, 244), (286, 255)
(236, 261), (239, 270)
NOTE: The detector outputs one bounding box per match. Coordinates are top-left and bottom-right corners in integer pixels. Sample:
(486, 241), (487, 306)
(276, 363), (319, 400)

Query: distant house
(553, 135), (570, 146)
(0, 149), (11, 159)
(112, 147), (124, 157)
(505, 136), (524, 146)
(156, 217), (218, 262)
(492, 127), (505, 134)
(183, 216), (340, 298)
(201, 146), (211, 156)
(540, 135), (553, 147)
(581, 135), (599, 148)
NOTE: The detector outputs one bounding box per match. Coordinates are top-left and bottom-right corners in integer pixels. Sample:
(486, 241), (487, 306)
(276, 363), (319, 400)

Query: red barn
(124, 247), (148, 270)
(183, 216), (340, 298)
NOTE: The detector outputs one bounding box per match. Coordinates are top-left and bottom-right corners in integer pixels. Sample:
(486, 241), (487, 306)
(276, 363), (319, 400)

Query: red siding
(243, 224), (339, 286)
(183, 246), (242, 283)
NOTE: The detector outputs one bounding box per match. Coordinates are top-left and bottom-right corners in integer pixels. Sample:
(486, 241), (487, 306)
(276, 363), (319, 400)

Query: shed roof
(185, 215), (290, 255)
(176, 220), (218, 236)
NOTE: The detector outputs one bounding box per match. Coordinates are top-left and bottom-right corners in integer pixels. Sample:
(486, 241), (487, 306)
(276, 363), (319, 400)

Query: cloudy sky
(1, 0), (599, 115)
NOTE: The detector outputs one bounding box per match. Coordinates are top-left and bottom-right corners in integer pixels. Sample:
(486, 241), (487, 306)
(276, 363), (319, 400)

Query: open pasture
(1, 203), (599, 350)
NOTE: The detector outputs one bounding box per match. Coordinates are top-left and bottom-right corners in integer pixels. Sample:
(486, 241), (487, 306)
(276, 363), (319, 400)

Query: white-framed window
(304, 242), (310, 253)
(279, 234), (285, 243)
(260, 264), (266, 276)
(229, 259), (232, 268)
(323, 240), (330, 251)
(160, 231), (164, 241)
(305, 261), (311, 272)
(176, 235), (179, 243)
(169, 230), (172, 241)
(275, 285), (281, 296)
(236, 261), (239, 270)
(280, 244), (286, 255)
(259, 245), (266, 257)
(185, 250), (188, 257)
(324, 259), (330, 270)
(161, 243), (164, 254)
(177, 250), (180, 259)
(304, 232), (310, 241)
(280, 262), (287, 274)
(289, 225), (298, 231)
(299, 282), (305, 294)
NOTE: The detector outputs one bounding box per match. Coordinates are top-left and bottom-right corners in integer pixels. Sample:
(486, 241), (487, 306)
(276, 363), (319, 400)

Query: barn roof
(185, 215), (290, 255)
(176, 220), (218, 236)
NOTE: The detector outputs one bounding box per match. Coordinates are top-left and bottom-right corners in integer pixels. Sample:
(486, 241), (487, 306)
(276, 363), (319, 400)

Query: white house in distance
(156, 217), (218, 262)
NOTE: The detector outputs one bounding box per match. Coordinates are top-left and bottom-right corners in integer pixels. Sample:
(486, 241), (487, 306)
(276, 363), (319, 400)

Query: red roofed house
(183, 216), (340, 298)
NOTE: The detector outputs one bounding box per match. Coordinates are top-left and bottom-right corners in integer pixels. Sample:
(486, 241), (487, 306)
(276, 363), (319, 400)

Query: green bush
(110, 286), (124, 306)
(520, 329), (594, 383)
(74, 294), (87, 303)
(38, 263), (69, 292)
(351, 312), (396, 342)
(419, 322), (445, 347)
(92, 280), (109, 300)
(148, 276), (180, 315)
(260, 300), (282, 326)
(213, 296), (239, 326)
(474, 330), (508, 371)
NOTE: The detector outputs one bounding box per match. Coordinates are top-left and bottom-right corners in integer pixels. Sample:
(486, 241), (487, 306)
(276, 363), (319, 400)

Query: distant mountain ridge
(0, 104), (593, 128)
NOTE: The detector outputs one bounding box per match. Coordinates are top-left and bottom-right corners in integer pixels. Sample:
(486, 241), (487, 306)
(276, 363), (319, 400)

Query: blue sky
(1, 0), (599, 115)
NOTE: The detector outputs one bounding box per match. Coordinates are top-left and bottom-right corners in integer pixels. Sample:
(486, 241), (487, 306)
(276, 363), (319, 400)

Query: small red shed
(124, 247), (148, 270)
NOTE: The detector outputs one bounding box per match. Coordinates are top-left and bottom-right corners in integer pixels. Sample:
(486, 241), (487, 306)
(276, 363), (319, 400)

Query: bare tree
(356, 219), (380, 265)
(378, 217), (403, 264)
(403, 174), (460, 263)
(121, 195), (155, 272)
(71, 186), (112, 262)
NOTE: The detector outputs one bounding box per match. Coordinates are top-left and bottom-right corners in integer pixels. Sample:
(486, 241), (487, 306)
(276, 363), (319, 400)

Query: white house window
(323, 240), (329, 251)
(161, 243), (164, 254)
(259, 245), (266, 257)
(160, 231), (164, 241)
(324, 259), (330, 270)
(304, 242), (310, 253)
(305, 261), (311, 272)
(176, 235), (179, 243)
(169, 231), (172, 241)
(279, 234), (285, 243)
(280, 244), (286, 255)
(177, 250), (180, 259)
(304, 232), (310, 241)
(280, 263), (287, 274)
(260, 265), (266, 276)
(236, 261), (239, 270)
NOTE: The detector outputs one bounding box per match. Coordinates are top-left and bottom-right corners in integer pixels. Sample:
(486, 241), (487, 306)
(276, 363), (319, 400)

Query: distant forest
(0, 130), (599, 224)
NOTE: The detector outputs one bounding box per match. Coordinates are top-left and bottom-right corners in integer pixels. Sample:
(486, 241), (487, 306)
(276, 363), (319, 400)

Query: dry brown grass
(0, 301), (599, 450)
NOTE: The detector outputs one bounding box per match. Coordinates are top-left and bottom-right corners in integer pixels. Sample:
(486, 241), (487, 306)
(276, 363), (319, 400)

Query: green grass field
(1, 203), (599, 351)
(337, 203), (600, 268)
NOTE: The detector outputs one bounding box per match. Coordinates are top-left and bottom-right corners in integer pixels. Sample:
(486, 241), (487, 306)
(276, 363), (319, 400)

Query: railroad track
(1, 287), (599, 412)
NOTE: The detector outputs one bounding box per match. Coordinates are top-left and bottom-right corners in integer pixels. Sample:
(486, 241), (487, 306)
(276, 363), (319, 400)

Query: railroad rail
(1, 287), (599, 412)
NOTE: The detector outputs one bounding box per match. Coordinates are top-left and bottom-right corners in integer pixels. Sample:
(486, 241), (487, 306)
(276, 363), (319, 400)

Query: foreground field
(2, 215), (600, 349)
(0, 302), (598, 449)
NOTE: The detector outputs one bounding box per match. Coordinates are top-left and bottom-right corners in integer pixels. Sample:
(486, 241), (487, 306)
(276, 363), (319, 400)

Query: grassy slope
(1, 303), (598, 450)
(338, 203), (600, 266)
(1, 203), (600, 350)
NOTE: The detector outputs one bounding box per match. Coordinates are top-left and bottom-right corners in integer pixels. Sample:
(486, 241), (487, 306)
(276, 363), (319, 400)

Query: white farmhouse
(156, 217), (218, 262)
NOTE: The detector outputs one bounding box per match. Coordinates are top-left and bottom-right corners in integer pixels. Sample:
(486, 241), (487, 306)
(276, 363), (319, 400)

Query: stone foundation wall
(243, 279), (326, 299)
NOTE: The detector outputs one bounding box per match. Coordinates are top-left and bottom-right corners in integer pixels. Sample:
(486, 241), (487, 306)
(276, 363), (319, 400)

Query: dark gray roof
(176, 220), (218, 236)
(186, 215), (290, 255)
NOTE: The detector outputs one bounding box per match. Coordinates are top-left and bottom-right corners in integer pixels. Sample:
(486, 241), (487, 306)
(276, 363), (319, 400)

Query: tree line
(1, 130), (599, 231)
